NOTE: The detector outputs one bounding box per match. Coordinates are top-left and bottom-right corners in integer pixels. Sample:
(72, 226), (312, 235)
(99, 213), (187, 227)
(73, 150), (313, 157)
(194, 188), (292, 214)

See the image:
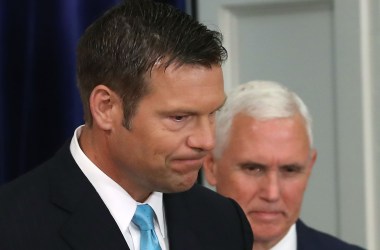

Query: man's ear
(89, 85), (120, 131)
(203, 153), (218, 186)
(307, 149), (318, 175)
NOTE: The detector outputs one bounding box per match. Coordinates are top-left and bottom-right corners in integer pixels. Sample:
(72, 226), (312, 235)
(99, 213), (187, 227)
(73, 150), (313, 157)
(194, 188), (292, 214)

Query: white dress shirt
(70, 125), (168, 250)
(270, 223), (297, 250)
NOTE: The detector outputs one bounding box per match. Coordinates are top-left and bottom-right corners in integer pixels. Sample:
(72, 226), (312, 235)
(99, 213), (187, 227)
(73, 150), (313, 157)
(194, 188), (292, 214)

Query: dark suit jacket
(0, 142), (253, 250)
(296, 220), (366, 250)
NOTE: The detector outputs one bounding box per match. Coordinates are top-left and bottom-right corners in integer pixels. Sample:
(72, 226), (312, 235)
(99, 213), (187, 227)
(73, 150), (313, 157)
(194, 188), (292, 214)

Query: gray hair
(214, 80), (313, 159)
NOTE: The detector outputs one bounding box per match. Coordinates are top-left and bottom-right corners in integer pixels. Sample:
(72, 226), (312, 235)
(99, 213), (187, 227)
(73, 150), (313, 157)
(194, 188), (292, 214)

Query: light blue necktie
(132, 204), (162, 250)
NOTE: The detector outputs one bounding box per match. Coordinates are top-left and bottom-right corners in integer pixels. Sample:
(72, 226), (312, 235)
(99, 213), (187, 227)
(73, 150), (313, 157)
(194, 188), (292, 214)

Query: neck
(252, 241), (277, 250)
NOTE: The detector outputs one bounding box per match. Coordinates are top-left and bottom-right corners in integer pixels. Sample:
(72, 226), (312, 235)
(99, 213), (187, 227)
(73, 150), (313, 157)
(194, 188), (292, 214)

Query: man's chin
(252, 224), (289, 246)
(163, 174), (199, 193)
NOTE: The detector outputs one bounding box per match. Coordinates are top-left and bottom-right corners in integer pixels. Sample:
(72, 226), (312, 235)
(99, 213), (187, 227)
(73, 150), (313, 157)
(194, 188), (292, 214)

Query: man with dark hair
(0, 1), (253, 249)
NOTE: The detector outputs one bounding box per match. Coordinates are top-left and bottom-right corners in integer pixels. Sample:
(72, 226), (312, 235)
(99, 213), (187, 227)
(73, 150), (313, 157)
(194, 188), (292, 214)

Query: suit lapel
(296, 219), (318, 250)
(59, 189), (129, 250)
(47, 143), (129, 250)
(164, 191), (200, 250)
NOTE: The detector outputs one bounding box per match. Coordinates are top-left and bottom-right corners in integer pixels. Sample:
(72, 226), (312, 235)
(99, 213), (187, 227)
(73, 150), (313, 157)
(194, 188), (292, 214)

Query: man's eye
(171, 115), (186, 122)
(246, 166), (261, 171)
(281, 165), (303, 176)
(282, 167), (293, 172)
(241, 164), (264, 175)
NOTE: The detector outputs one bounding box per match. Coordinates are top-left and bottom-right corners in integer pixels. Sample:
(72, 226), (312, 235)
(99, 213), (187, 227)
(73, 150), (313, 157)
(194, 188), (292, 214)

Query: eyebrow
(239, 162), (305, 169)
(159, 96), (228, 116)
(239, 162), (266, 169)
(279, 164), (306, 173)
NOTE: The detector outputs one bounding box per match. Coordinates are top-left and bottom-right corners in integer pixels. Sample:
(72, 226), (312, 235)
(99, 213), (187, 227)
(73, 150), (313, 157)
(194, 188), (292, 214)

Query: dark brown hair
(76, 0), (227, 128)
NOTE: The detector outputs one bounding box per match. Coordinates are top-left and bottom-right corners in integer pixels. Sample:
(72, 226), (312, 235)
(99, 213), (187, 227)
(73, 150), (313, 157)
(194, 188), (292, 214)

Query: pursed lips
(250, 210), (285, 221)
(172, 152), (208, 162)
(170, 155), (207, 173)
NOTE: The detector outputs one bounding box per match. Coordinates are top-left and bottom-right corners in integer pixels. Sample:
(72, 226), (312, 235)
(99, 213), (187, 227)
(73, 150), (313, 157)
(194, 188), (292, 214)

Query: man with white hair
(203, 80), (365, 250)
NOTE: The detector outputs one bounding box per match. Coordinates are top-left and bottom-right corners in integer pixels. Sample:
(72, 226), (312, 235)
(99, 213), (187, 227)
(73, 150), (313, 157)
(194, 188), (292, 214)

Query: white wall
(197, 0), (379, 248)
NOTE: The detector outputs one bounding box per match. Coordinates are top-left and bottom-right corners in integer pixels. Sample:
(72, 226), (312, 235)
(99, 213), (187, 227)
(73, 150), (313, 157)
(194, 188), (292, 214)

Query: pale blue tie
(132, 204), (162, 250)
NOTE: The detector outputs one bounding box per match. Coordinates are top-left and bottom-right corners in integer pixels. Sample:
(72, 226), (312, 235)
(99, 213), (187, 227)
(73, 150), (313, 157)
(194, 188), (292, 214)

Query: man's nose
(187, 117), (215, 152)
(260, 172), (281, 202)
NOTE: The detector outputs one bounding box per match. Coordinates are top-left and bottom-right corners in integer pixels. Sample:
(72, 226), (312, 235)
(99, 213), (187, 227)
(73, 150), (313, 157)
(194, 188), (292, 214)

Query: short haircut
(214, 80), (313, 159)
(76, 0), (227, 128)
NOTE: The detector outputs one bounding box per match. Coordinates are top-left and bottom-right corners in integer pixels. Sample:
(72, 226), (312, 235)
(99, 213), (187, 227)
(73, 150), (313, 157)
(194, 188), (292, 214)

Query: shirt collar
(69, 125), (166, 238)
(139, 192), (166, 238)
(271, 223), (297, 250)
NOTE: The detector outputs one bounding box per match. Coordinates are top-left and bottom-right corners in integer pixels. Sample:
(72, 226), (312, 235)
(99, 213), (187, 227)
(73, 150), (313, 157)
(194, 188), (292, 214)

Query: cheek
(132, 128), (175, 156)
(282, 180), (308, 208)
(217, 173), (257, 207)
(151, 127), (189, 152)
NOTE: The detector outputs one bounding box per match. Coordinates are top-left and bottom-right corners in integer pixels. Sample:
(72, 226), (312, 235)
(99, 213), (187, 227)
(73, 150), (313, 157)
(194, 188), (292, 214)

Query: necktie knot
(132, 204), (162, 250)
(132, 204), (155, 231)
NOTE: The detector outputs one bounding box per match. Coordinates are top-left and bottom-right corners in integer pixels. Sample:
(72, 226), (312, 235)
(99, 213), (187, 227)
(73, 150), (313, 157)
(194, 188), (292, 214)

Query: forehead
(223, 113), (310, 162)
(142, 63), (225, 111)
(230, 112), (308, 138)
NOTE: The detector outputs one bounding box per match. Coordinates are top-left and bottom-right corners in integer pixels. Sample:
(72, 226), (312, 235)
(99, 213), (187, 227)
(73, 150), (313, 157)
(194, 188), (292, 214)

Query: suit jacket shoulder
(164, 184), (253, 250)
(296, 219), (366, 250)
(0, 142), (253, 250)
(0, 141), (128, 250)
